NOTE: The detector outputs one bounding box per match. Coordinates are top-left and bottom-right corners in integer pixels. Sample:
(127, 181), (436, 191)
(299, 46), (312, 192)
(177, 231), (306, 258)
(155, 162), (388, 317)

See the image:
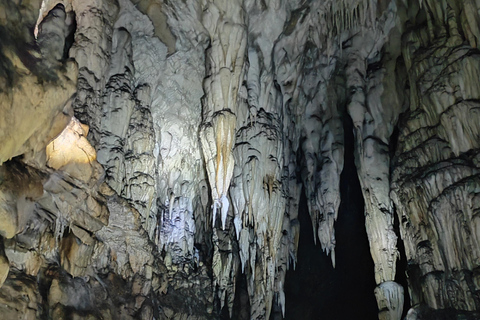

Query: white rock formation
(1, 0), (480, 319)
(391, 0), (480, 316)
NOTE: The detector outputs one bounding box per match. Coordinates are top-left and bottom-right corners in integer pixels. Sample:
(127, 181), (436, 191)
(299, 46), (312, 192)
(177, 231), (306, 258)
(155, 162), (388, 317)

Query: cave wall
(391, 1), (480, 316)
(0, 0), (480, 319)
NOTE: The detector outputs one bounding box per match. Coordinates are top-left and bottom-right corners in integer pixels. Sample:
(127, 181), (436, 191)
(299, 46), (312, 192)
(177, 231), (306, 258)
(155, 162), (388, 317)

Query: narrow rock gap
(393, 204), (411, 318)
(390, 118), (412, 318)
(282, 114), (378, 319)
(332, 113), (379, 319)
(282, 187), (336, 319)
(63, 10), (76, 61)
(226, 271), (250, 320)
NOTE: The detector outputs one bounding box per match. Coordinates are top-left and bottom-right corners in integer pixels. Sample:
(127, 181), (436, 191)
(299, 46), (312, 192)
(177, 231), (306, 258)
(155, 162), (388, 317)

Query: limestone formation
(1, 0), (480, 319)
(391, 1), (480, 316)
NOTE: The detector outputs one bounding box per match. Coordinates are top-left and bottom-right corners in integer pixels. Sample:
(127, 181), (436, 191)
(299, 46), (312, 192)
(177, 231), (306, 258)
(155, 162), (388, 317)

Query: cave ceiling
(1, 0), (480, 319)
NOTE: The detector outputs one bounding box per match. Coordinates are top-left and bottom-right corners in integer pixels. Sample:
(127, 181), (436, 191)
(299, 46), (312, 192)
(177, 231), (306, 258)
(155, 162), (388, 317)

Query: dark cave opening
(221, 271), (250, 320)
(394, 205), (412, 318)
(282, 114), (379, 319)
(63, 10), (77, 61)
(220, 112), (413, 320)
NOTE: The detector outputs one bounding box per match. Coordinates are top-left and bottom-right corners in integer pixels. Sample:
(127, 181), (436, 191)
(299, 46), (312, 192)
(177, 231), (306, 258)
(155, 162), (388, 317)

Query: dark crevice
(389, 124), (400, 160)
(222, 225), (251, 320)
(220, 293), (230, 320)
(229, 271), (250, 320)
(332, 113), (379, 319)
(282, 114), (378, 319)
(63, 10), (76, 61)
(282, 188), (336, 319)
(393, 204), (412, 318)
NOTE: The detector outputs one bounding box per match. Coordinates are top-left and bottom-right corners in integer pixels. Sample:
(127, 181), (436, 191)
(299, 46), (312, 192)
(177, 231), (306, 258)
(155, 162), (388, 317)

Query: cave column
(346, 52), (403, 320)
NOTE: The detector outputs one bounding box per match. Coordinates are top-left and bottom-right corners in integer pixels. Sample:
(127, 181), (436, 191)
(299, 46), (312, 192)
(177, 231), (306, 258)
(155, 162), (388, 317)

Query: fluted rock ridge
(1, 0), (480, 319)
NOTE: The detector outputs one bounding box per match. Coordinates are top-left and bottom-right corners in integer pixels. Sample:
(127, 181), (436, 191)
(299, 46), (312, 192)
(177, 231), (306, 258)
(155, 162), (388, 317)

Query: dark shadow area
(282, 114), (378, 319)
(63, 10), (77, 61)
(221, 271), (250, 320)
(394, 205), (412, 318)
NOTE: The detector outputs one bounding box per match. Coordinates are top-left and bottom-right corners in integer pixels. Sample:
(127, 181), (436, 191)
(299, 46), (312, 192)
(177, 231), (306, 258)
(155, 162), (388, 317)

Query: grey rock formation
(391, 0), (480, 316)
(1, 0), (480, 319)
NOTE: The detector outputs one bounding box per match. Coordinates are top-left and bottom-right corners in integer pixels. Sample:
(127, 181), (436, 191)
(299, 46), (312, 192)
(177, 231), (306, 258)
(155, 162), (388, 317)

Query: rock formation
(1, 0), (480, 319)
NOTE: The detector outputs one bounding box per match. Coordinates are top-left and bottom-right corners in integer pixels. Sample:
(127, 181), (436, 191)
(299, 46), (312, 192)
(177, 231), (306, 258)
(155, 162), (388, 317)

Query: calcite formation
(1, 0), (480, 319)
(391, 0), (480, 317)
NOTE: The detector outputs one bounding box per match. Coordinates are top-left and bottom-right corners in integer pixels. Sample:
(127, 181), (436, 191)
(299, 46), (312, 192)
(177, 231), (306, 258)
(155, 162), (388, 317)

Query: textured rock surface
(391, 1), (480, 316)
(1, 0), (480, 319)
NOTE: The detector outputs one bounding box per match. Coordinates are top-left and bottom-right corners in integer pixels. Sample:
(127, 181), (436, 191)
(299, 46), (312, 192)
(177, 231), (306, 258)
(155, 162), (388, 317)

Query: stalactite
(201, 0), (247, 231)
(2, 1), (480, 319)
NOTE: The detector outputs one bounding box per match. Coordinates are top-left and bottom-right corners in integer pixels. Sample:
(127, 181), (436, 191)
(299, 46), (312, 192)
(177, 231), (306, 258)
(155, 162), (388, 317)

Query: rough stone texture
(391, 0), (480, 315)
(0, 271), (40, 319)
(1, 0), (480, 319)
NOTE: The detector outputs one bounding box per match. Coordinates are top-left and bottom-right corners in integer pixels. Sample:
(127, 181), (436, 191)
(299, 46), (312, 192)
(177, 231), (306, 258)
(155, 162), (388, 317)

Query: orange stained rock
(46, 117), (96, 169)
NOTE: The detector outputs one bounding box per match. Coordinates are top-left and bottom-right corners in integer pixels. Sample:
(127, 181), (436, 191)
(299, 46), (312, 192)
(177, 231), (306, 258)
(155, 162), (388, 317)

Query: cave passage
(282, 115), (379, 319)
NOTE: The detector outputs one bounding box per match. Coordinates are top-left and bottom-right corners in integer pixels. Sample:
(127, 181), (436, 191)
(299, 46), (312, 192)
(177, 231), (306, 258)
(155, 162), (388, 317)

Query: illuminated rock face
(0, 0), (480, 319)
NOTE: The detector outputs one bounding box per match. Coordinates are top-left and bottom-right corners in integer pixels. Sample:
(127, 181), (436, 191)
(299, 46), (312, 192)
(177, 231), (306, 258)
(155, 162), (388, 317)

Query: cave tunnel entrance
(281, 114), (380, 319)
(227, 117), (411, 320)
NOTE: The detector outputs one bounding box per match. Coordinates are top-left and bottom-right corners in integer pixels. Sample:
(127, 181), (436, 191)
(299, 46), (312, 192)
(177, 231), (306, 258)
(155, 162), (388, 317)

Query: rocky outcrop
(1, 0), (480, 319)
(0, 0), (77, 166)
